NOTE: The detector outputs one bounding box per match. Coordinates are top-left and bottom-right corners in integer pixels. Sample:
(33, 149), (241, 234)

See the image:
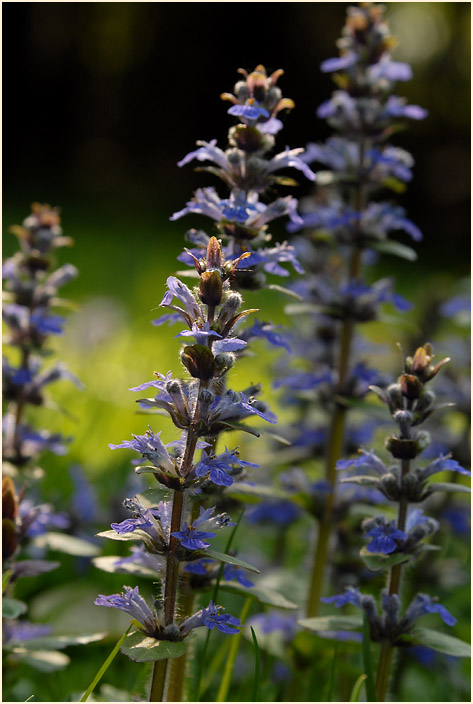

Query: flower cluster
(2, 204), (82, 671)
(323, 343), (470, 694)
(172, 64), (315, 290)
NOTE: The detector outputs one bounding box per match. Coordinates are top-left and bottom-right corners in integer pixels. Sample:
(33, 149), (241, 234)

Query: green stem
(166, 580), (195, 702)
(150, 660), (168, 703)
(216, 598), (253, 702)
(375, 459), (410, 701)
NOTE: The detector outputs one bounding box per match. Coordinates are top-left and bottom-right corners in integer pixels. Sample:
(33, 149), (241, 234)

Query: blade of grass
(80, 625), (132, 702)
(250, 627), (260, 702)
(200, 637), (232, 698)
(349, 673), (368, 702)
(194, 508), (245, 701)
(216, 597), (253, 702)
(324, 644), (338, 701)
(362, 613), (376, 702)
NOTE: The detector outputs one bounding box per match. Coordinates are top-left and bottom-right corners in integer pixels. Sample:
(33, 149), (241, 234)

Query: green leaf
(250, 627), (260, 702)
(362, 614), (376, 702)
(360, 547), (409, 572)
(340, 476), (380, 487)
(217, 581), (298, 609)
(81, 626), (132, 701)
(137, 487), (170, 506)
(93, 555), (159, 578)
(11, 648), (70, 672)
(34, 532), (100, 557)
(349, 674), (367, 702)
(201, 549), (260, 574)
(406, 627), (471, 657)
(426, 482), (471, 495)
(3, 569), (12, 593)
(96, 529), (148, 543)
(382, 176), (407, 193)
(21, 632), (105, 651)
(267, 284), (303, 300)
(3, 597), (27, 619)
(120, 630), (187, 663)
(299, 615), (363, 632)
(371, 240), (417, 261)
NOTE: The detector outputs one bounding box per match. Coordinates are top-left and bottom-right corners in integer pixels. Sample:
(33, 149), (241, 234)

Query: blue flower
(171, 508), (217, 551)
(223, 563), (254, 587)
(181, 600), (241, 635)
(336, 449), (387, 476)
(109, 426), (175, 474)
(365, 520), (407, 554)
(95, 586), (157, 635)
(3, 621), (53, 645)
(248, 612), (297, 641)
(420, 454), (471, 480)
(175, 321), (222, 346)
(228, 101), (270, 121)
(194, 447), (258, 487)
(403, 593), (457, 628)
(247, 499), (300, 526)
(184, 558), (214, 576)
(30, 312), (65, 335)
(321, 586), (363, 609)
(244, 318), (292, 352)
(159, 276), (201, 324)
(320, 54), (358, 73)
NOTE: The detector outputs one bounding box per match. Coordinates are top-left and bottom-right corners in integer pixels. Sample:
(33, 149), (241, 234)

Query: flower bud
(386, 383), (403, 412)
(181, 345), (215, 380)
(401, 473), (423, 502)
(385, 436), (418, 460)
(414, 430), (430, 454)
(380, 472), (400, 500)
(161, 624), (181, 641)
(206, 237), (223, 270)
(2, 477), (18, 521)
(399, 373), (422, 400)
(214, 352), (235, 376)
(231, 125), (264, 153)
(200, 270), (223, 306)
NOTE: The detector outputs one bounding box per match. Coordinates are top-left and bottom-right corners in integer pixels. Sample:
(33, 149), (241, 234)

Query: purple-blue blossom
(364, 520), (407, 554)
(95, 586), (157, 635)
(403, 593), (457, 628)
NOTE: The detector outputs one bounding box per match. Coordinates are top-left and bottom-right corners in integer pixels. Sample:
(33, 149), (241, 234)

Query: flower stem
(149, 660), (168, 703)
(306, 247), (362, 617)
(375, 459), (410, 701)
(166, 583), (195, 702)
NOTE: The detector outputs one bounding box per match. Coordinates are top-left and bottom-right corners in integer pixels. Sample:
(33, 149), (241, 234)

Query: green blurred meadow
(3, 2), (470, 701)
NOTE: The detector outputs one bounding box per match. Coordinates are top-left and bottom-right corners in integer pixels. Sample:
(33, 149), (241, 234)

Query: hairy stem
(149, 661), (167, 703)
(375, 459), (410, 701)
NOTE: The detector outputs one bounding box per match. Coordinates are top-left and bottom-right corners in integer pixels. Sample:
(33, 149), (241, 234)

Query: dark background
(3, 2), (471, 277)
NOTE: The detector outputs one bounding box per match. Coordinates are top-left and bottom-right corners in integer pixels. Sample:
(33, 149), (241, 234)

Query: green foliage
(120, 630), (187, 663)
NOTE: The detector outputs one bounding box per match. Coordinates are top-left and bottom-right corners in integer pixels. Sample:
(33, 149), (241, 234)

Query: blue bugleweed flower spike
(270, 1), (428, 621)
(327, 343), (470, 700)
(2, 204), (82, 675)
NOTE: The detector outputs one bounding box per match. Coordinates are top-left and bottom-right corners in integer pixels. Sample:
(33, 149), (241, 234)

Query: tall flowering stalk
(284, 2), (427, 616)
(313, 343), (471, 700)
(95, 237), (280, 701)
(2, 204), (94, 677)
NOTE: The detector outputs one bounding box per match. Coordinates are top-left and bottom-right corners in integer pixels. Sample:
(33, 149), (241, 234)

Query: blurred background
(3, 2), (470, 701)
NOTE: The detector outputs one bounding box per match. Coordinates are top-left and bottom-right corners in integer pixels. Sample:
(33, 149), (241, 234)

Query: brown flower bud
(385, 436), (418, 460)
(2, 477), (18, 521)
(232, 125), (263, 153)
(399, 374), (422, 400)
(200, 270), (223, 306)
(206, 237), (223, 270)
(181, 345), (215, 380)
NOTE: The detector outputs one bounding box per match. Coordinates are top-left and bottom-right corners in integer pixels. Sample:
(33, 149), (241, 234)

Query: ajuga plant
(312, 343), (471, 701)
(2, 205), (97, 681)
(273, 1), (428, 618)
(94, 236), (285, 702)
(92, 65), (314, 704)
